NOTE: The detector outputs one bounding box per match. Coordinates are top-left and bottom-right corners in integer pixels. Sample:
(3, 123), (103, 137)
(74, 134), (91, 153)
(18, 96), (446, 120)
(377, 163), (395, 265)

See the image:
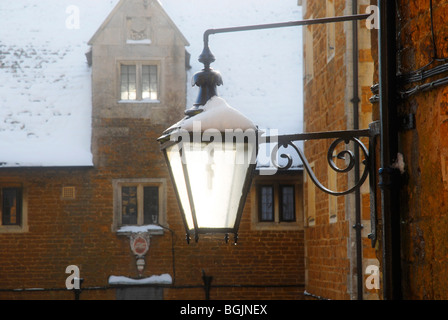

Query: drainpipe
(378, 0), (402, 300)
(351, 0), (363, 301)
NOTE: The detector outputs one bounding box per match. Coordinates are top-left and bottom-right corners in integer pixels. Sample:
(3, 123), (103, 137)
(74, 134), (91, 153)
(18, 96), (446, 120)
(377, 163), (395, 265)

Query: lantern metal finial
(185, 42), (223, 117)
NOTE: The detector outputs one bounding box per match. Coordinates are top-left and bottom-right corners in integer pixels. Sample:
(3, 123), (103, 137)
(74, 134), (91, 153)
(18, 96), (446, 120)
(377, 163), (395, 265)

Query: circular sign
(131, 235), (149, 256)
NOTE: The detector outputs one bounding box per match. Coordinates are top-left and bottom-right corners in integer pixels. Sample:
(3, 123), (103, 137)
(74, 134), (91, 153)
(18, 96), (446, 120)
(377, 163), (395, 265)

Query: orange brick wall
(391, 0), (448, 299)
(302, 0), (377, 300)
(0, 118), (305, 300)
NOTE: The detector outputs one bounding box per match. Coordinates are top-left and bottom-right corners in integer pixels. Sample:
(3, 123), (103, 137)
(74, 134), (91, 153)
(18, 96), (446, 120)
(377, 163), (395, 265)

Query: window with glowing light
(120, 63), (159, 102)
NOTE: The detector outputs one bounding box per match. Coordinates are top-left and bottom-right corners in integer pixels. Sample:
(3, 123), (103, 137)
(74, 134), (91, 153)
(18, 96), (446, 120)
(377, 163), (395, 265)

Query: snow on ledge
(126, 39), (152, 44)
(108, 274), (172, 286)
(116, 224), (164, 234)
(118, 99), (160, 104)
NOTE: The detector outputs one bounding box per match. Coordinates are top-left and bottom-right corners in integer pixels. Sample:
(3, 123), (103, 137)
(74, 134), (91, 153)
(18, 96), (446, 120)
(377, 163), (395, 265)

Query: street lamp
(159, 13), (377, 244)
(158, 49), (258, 244)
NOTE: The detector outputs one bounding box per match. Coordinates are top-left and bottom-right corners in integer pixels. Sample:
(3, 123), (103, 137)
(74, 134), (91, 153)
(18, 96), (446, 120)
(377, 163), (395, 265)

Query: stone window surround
(116, 59), (162, 104)
(112, 178), (167, 234)
(250, 174), (304, 231)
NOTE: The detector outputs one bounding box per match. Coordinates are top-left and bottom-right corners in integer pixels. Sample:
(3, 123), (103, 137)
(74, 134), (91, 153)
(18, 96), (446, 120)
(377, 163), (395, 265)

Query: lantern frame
(159, 130), (258, 244)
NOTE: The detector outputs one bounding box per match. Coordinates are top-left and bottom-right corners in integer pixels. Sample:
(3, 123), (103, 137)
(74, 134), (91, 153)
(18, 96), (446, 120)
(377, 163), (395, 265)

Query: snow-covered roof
(0, 0), (302, 168)
(88, 0), (189, 47)
(0, 0), (120, 167)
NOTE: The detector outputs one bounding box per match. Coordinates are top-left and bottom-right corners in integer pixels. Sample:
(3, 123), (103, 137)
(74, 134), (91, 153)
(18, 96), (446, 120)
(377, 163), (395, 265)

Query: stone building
(0, 0), (305, 300)
(301, 0), (378, 300)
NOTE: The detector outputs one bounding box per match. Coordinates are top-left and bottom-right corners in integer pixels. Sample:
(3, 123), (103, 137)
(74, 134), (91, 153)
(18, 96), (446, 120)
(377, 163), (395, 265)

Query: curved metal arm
(271, 136), (370, 196)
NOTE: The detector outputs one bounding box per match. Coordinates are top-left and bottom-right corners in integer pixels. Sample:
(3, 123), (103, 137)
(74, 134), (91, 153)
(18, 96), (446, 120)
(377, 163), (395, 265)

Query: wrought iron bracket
(266, 120), (381, 247)
(182, 12), (379, 246)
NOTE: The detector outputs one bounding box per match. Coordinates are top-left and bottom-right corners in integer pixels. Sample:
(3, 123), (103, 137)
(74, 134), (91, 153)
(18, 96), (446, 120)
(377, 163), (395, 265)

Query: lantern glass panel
(165, 136), (255, 232)
(165, 142), (195, 230)
(182, 140), (254, 230)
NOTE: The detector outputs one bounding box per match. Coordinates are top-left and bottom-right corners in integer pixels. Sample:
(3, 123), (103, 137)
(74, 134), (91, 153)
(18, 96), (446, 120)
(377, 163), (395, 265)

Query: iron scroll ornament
(270, 133), (370, 196)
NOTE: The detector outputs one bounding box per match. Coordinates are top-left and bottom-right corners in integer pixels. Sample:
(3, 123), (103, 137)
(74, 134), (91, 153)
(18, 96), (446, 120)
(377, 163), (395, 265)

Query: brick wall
(302, 0), (378, 300)
(392, 0), (448, 299)
(0, 118), (305, 300)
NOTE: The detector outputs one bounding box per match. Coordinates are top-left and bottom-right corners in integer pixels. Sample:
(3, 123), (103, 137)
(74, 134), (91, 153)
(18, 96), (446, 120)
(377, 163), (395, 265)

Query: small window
(120, 63), (159, 102)
(121, 185), (159, 226)
(113, 178), (167, 233)
(1, 187), (22, 226)
(257, 183), (297, 224)
(251, 175), (304, 231)
(259, 185), (274, 222)
(280, 185), (295, 222)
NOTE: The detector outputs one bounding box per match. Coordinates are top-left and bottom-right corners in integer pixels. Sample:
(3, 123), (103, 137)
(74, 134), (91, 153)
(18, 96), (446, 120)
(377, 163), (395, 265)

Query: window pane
(2, 188), (22, 226)
(121, 65), (137, 100)
(142, 65), (158, 100)
(143, 186), (159, 224)
(122, 186), (138, 225)
(259, 186), (274, 222)
(280, 185), (295, 221)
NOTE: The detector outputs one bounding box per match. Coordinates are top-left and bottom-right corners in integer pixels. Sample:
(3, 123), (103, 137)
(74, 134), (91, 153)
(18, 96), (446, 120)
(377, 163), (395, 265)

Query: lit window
(142, 65), (158, 100)
(120, 63), (158, 102)
(121, 65), (137, 100)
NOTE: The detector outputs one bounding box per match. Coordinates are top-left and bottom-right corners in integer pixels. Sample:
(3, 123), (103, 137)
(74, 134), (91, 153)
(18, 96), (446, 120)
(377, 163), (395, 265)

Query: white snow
(178, 96), (257, 132)
(0, 0), (302, 167)
(0, 0), (119, 167)
(108, 274), (173, 285)
(126, 39), (152, 45)
(116, 224), (164, 234)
